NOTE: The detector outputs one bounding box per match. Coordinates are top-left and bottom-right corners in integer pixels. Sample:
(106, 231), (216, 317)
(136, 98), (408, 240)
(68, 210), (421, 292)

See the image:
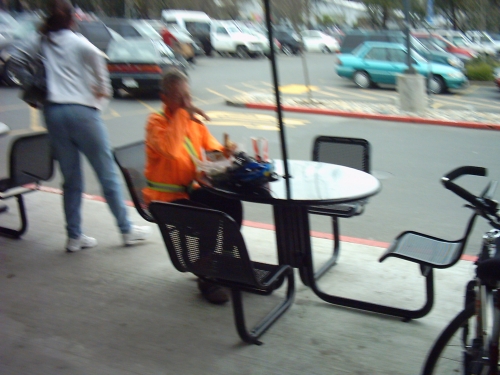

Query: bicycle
(422, 166), (500, 375)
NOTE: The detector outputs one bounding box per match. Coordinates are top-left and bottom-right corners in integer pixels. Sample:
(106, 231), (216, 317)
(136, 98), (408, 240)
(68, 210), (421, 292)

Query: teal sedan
(335, 41), (468, 94)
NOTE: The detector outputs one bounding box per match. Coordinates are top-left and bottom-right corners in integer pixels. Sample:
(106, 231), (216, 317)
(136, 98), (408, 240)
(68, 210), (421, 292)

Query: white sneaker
(123, 225), (151, 246)
(66, 234), (97, 252)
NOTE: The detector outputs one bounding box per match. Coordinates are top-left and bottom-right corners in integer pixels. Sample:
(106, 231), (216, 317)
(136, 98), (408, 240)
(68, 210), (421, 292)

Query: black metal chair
(149, 201), (295, 345)
(308, 135), (371, 280)
(0, 131), (54, 238)
(113, 140), (154, 223)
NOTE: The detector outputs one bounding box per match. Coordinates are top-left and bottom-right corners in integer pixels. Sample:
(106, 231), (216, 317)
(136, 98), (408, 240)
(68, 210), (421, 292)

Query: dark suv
(273, 26), (302, 55)
(340, 30), (465, 72)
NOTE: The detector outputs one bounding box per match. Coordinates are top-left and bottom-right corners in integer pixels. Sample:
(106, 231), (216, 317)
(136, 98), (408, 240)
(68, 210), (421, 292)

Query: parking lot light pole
(397, 0), (427, 112)
(403, 0), (415, 74)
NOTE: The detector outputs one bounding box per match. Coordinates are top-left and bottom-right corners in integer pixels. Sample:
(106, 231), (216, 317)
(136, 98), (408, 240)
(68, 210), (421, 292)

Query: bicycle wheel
(422, 304), (475, 375)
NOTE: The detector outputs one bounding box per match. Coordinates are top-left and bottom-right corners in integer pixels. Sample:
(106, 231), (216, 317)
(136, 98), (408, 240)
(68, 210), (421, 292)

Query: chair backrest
(113, 140), (154, 222)
(312, 136), (370, 173)
(5, 131), (53, 190)
(149, 201), (261, 287)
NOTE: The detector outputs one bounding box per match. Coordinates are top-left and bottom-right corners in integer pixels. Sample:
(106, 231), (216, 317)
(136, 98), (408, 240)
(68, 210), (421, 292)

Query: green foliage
(316, 14), (335, 27)
(465, 59), (497, 81)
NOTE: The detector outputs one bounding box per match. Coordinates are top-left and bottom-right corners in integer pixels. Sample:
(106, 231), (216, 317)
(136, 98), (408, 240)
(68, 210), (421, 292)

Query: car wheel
(3, 60), (21, 86)
(320, 45), (330, 54)
(428, 75), (446, 94)
(236, 45), (249, 59)
(353, 71), (372, 89)
(282, 44), (293, 56)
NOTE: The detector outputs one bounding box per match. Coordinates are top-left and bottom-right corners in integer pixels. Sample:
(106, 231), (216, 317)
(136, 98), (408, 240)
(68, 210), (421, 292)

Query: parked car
(340, 30), (465, 72)
(161, 9), (213, 56)
(300, 30), (339, 53)
(0, 18), (39, 85)
(335, 41), (469, 94)
(272, 26), (303, 55)
(494, 67), (500, 89)
(0, 10), (18, 40)
(0, 18), (117, 86)
(434, 30), (496, 56)
(412, 32), (477, 62)
(106, 38), (186, 97)
(147, 19), (204, 58)
(75, 19), (117, 52)
(232, 21), (280, 58)
(211, 20), (265, 58)
(465, 30), (500, 55)
(103, 18), (161, 40)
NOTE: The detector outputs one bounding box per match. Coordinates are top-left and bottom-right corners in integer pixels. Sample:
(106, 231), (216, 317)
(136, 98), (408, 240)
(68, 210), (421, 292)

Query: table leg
(272, 205), (314, 286)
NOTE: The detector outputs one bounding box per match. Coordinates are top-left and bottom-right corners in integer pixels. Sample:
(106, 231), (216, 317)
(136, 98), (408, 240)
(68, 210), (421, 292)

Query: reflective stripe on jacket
(143, 105), (223, 204)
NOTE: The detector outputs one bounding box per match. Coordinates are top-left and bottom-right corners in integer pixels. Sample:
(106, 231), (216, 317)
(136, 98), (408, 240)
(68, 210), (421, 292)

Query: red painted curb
(37, 186), (475, 262)
(244, 103), (500, 131)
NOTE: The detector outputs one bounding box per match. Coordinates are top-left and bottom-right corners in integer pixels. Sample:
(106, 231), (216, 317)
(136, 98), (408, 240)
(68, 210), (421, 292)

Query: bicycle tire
(422, 304), (475, 375)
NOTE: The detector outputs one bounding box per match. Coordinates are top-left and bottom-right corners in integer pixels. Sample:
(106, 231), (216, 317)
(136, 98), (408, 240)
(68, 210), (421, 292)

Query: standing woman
(40, 0), (150, 252)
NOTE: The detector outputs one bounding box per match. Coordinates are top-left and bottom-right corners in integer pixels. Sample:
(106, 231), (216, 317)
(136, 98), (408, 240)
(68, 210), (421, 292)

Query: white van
(161, 10), (213, 55)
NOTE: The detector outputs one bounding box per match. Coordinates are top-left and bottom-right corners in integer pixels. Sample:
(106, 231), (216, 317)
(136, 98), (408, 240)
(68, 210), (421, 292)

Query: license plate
(122, 78), (138, 88)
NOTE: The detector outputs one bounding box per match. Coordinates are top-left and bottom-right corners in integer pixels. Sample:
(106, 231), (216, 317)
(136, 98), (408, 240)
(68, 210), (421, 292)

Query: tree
(362, 0), (401, 29)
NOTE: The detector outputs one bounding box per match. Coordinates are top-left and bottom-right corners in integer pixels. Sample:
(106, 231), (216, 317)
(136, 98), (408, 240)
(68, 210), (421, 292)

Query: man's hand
(187, 106), (210, 124)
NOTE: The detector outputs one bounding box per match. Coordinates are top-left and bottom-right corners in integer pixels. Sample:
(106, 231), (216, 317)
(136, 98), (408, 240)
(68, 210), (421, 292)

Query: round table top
(205, 159), (381, 206)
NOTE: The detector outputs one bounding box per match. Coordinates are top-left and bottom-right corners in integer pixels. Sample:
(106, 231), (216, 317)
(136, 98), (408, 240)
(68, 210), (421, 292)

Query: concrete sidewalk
(226, 93), (500, 130)
(0, 189), (476, 374)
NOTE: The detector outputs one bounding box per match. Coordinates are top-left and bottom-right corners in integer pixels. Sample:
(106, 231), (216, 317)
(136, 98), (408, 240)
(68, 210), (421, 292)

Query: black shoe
(197, 278), (229, 305)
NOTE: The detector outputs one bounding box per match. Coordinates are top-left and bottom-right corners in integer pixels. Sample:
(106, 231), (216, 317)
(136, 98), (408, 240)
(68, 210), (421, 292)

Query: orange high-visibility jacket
(143, 105), (223, 204)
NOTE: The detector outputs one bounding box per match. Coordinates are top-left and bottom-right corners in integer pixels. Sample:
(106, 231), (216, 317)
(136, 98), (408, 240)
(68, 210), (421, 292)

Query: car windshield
(107, 40), (158, 62)
(225, 26), (240, 34)
(351, 44), (364, 56)
(134, 22), (161, 39)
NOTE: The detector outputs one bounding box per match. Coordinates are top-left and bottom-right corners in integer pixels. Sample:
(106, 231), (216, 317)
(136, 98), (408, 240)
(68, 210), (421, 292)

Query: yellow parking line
(137, 100), (157, 113)
(8, 129), (35, 136)
(107, 107), (120, 117)
(30, 107), (45, 131)
(241, 82), (271, 93)
(225, 85), (249, 95)
(430, 102), (444, 109)
(192, 95), (208, 104)
(206, 88), (231, 101)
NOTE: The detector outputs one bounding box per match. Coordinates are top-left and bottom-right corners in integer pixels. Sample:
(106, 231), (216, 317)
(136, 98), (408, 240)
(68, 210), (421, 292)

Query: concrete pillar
(396, 74), (428, 113)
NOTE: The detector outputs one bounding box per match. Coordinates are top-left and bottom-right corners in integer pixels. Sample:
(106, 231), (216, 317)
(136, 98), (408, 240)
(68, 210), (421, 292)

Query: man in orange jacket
(144, 68), (242, 304)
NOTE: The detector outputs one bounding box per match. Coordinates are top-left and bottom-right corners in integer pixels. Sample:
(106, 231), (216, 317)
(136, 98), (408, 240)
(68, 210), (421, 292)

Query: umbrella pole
(263, 0), (292, 198)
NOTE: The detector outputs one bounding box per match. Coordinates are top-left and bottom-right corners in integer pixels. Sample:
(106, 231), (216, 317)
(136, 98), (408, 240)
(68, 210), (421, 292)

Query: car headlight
(446, 72), (465, 79)
(447, 57), (464, 68)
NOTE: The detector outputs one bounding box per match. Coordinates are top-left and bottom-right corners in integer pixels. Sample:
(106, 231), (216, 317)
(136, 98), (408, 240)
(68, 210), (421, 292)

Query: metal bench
(308, 135), (371, 280)
(150, 201), (295, 345)
(0, 131), (54, 238)
(113, 140), (154, 223)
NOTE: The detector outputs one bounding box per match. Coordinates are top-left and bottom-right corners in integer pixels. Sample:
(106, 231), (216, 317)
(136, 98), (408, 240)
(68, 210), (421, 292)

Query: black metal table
(203, 159), (381, 285)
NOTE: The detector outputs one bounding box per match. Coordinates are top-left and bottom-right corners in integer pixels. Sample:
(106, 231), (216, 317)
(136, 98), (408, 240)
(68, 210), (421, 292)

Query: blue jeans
(43, 104), (131, 239)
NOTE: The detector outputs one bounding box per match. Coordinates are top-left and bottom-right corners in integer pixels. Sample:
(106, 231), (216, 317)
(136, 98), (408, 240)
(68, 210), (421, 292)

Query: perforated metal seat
(380, 213), (477, 269)
(113, 141), (154, 223)
(149, 201), (295, 345)
(0, 131), (54, 238)
(308, 135), (371, 279)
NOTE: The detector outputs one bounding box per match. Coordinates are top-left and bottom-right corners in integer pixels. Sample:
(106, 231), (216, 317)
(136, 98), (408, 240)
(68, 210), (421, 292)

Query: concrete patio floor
(0, 190), (473, 375)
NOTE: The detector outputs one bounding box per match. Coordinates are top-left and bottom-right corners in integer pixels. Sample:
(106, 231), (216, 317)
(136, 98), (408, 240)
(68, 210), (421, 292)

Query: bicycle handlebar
(441, 166), (499, 224)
